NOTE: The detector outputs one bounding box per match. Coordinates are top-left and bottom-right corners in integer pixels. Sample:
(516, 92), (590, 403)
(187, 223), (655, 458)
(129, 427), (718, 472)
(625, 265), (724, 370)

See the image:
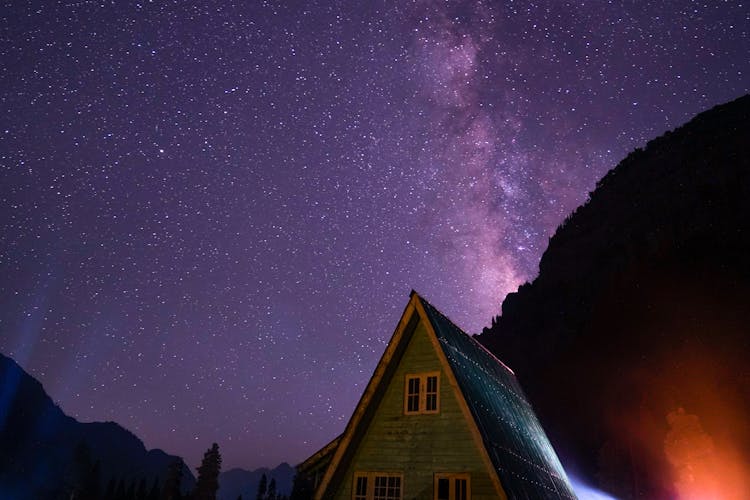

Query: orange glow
(605, 343), (750, 499)
(664, 408), (749, 499)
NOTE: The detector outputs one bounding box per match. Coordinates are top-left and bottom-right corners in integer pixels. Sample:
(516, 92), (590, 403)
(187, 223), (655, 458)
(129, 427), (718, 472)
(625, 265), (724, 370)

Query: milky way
(1, 1), (748, 470)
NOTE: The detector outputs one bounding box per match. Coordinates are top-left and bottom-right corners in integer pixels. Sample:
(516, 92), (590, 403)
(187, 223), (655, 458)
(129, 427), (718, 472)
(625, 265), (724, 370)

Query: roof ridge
(416, 292), (515, 375)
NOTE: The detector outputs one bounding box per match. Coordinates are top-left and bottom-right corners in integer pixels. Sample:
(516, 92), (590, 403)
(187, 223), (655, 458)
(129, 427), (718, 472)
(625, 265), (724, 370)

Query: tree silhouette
(148, 477), (161, 500)
(105, 478), (117, 499)
(115, 478), (127, 500)
(289, 472), (313, 500)
(84, 460), (101, 500)
(136, 477), (149, 500)
(193, 442), (222, 500)
(162, 460), (183, 500)
(256, 474), (267, 500)
(70, 441), (96, 499)
(267, 478), (277, 500)
(126, 480), (137, 500)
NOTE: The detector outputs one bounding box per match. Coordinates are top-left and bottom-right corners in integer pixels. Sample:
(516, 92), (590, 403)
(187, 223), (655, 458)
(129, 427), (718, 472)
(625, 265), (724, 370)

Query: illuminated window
(434, 474), (470, 500)
(404, 372), (440, 414)
(353, 473), (402, 500)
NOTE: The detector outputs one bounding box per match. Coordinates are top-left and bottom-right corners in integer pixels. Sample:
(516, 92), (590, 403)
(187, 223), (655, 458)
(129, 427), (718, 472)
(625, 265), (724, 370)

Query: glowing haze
(1, 0), (748, 475)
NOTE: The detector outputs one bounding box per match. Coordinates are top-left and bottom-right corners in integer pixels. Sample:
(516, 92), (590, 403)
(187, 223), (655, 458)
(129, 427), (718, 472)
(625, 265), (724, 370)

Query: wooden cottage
(299, 291), (576, 499)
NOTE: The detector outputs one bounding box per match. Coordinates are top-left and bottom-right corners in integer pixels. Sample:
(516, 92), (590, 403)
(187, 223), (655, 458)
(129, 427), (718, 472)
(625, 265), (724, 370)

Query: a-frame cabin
(300, 291), (576, 499)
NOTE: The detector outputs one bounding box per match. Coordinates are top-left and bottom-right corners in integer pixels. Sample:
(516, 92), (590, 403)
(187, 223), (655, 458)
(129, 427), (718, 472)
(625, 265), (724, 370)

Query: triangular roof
(313, 291), (576, 499)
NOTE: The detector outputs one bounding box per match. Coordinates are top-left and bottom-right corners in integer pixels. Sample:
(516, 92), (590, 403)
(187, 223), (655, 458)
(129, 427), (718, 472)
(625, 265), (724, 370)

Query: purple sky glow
(1, 0), (748, 470)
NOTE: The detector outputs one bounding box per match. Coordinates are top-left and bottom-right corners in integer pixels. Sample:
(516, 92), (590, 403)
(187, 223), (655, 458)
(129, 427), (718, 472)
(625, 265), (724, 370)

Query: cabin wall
(332, 320), (500, 500)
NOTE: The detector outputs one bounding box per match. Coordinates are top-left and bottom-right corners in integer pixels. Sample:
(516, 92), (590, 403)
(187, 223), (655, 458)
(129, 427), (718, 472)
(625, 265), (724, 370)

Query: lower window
(353, 472), (402, 500)
(435, 473), (470, 500)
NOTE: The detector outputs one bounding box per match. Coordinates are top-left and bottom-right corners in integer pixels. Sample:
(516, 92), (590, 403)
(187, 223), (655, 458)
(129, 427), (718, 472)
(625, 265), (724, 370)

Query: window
(353, 473), (402, 500)
(374, 475), (401, 500)
(434, 473), (470, 500)
(354, 475), (368, 500)
(404, 372), (440, 414)
(406, 376), (420, 412)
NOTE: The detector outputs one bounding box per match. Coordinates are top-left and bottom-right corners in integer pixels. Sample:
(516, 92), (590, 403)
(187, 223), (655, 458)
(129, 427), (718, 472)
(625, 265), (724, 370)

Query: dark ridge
(0, 352), (195, 499)
(477, 94), (750, 498)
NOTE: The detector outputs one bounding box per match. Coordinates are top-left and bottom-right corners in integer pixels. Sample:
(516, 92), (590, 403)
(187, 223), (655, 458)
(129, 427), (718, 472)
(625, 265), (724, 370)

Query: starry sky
(1, 0), (748, 471)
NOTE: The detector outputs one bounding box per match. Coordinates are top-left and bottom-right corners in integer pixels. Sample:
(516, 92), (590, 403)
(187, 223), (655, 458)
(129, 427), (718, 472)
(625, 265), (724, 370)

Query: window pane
(407, 394), (419, 412)
(374, 476), (401, 500)
(354, 476), (367, 500)
(425, 376), (438, 411)
(427, 376), (437, 392)
(409, 396), (419, 411)
(437, 478), (449, 500)
(455, 478), (467, 500)
(407, 377), (420, 412)
(375, 475), (386, 492)
(409, 378), (419, 393)
(425, 393), (437, 411)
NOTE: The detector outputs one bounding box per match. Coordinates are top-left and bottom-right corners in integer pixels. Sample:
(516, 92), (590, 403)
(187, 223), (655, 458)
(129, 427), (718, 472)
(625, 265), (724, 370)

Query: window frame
(352, 472), (403, 500)
(403, 371), (440, 415)
(434, 473), (471, 500)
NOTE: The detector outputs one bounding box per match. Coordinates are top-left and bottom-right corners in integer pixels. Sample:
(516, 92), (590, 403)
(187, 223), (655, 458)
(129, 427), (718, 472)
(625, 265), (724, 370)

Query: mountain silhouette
(478, 94), (750, 498)
(218, 462), (295, 500)
(0, 351), (195, 499)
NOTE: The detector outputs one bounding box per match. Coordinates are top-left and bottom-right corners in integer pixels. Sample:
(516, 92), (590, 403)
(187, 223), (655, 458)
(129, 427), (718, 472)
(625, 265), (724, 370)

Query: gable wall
(332, 320), (499, 500)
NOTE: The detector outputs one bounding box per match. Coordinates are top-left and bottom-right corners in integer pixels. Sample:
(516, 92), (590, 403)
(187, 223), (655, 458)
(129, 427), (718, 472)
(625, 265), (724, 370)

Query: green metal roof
(417, 294), (577, 499)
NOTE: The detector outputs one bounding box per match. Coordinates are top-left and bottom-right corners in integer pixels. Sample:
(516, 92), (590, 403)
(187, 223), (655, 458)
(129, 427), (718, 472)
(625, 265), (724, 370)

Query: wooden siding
(332, 320), (498, 500)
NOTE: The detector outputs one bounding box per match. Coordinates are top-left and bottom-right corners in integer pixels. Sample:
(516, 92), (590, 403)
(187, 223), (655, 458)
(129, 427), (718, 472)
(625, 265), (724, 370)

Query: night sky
(1, 0), (748, 472)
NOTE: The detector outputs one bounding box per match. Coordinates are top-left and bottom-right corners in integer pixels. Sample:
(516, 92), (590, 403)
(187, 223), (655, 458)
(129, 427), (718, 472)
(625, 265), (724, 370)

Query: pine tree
(105, 478), (117, 499)
(193, 443), (222, 500)
(289, 473), (313, 500)
(162, 460), (183, 500)
(256, 474), (267, 500)
(83, 460), (101, 500)
(115, 478), (127, 500)
(148, 477), (161, 500)
(136, 477), (148, 500)
(126, 480), (137, 500)
(267, 478), (277, 500)
(70, 441), (93, 499)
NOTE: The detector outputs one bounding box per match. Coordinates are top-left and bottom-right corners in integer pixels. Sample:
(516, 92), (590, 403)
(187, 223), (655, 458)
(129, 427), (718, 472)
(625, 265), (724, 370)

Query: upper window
(434, 473), (470, 500)
(353, 472), (402, 500)
(404, 372), (440, 414)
